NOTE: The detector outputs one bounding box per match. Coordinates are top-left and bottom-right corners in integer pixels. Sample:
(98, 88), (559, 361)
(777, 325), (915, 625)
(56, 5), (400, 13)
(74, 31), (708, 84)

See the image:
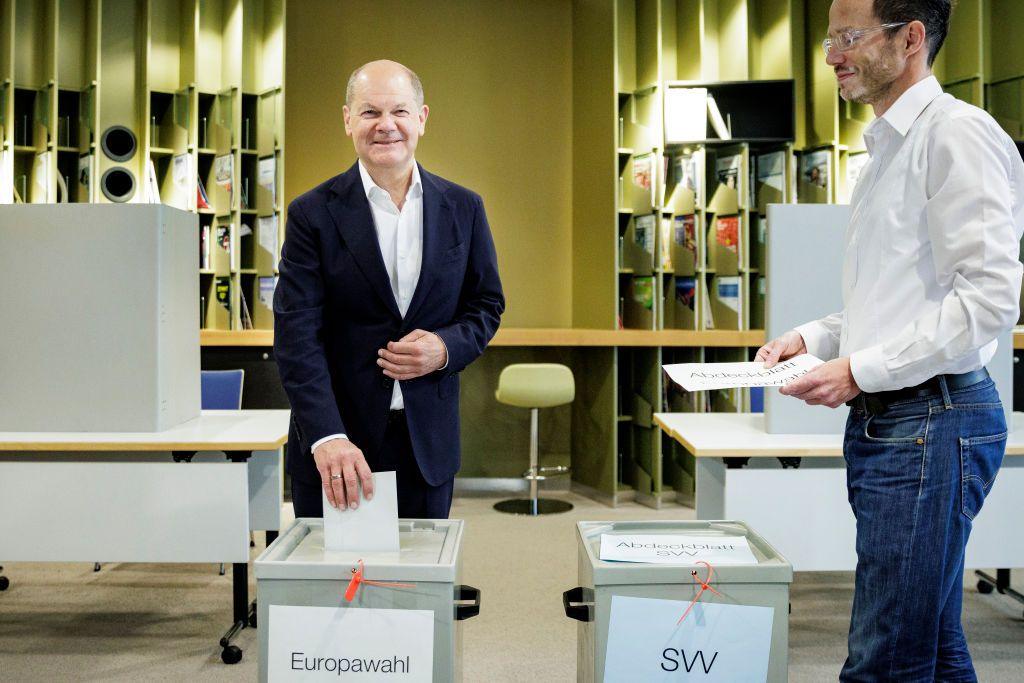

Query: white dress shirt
(796, 75), (1024, 393)
(311, 161), (424, 453)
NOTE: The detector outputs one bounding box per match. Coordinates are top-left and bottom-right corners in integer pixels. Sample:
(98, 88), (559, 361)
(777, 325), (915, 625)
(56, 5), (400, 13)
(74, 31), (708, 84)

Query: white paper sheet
(269, 605), (433, 682)
(258, 214), (279, 267)
(258, 155), (276, 206)
(600, 534), (758, 565)
(172, 153), (190, 188)
(322, 471), (400, 553)
(663, 353), (824, 392)
(604, 596), (773, 682)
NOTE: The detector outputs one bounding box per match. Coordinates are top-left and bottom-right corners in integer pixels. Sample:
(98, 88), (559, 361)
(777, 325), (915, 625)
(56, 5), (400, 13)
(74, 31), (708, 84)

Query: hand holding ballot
(756, 330), (860, 409)
(314, 438), (375, 510)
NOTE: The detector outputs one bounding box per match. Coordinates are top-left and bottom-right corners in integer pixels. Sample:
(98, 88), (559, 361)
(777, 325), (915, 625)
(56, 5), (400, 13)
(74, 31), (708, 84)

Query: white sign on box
(600, 534), (758, 565)
(322, 471), (400, 553)
(269, 605), (433, 681)
(604, 596), (773, 682)
(663, 353), (824, 392)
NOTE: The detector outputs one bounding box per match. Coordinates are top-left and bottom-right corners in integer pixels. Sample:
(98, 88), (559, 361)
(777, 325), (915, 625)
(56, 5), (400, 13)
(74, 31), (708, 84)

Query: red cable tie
(344, 560), (416, 603)
(677, 560), (723, 625)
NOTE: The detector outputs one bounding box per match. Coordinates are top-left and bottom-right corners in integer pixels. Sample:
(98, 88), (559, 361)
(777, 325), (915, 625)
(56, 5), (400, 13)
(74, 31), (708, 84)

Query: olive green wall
(285, 0), (574, 328)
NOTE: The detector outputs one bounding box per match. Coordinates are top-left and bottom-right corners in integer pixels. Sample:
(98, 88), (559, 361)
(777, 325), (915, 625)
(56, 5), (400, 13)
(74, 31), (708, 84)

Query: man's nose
(375, 114), (397, 131)
(825, 48), (844, 67)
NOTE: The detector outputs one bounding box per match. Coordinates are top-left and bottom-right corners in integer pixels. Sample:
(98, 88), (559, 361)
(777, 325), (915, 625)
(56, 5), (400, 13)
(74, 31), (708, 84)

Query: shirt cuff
(849, 344), (889, 394)
(311, 433), (347, 454)
(433, 331), (449, 371)
(793, 321), (835, 361)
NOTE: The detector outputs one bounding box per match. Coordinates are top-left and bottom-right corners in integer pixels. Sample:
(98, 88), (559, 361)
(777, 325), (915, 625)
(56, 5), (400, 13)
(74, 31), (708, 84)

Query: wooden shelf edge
(201, 329), (274, 346)
(199, 328), (1024, 349)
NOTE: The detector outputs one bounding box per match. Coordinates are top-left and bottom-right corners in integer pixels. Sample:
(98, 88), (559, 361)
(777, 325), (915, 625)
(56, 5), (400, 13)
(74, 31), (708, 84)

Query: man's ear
(342, 105), (353, 136)
(905, 20), (928, 59)
(419, 105), (429, 135)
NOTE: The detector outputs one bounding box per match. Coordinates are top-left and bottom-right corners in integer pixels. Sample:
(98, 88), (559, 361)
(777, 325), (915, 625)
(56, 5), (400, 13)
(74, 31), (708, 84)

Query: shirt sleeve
(794, 312), (844, 361)
(311, 434), (348, 455)
(850, 114), (1023, 393)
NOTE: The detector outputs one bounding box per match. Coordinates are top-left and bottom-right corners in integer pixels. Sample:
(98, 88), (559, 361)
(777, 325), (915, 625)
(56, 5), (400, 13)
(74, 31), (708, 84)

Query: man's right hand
(755, 330), (808, 368)
(313, 438), (375, 510)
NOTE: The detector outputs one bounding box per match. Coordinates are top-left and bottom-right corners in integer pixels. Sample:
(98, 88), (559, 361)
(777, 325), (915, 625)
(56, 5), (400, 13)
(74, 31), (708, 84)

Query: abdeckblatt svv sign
(600, 534), (758, 565)
(604, 596), (773, 682)
(663, 353), (823, 392)
(268, 605), (433, 681)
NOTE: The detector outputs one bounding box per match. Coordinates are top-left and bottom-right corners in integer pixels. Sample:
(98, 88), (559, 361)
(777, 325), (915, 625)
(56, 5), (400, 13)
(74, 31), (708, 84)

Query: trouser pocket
(959, 431), (1006, 520)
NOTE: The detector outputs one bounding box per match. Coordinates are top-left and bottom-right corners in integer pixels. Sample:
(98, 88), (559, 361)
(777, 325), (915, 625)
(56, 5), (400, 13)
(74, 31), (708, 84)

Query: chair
(493, 363), (576, 516)
(202, 370), (245, 574)
(201, 369), (245, 409)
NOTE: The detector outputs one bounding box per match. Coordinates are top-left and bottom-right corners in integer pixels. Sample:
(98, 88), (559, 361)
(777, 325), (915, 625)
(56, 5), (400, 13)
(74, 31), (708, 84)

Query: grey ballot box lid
(578, 520), (793, 586)
(255, 518), (464, 583)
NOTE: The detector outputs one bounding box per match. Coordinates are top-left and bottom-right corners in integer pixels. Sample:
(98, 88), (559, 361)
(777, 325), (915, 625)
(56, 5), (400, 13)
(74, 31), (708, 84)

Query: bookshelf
(0, 0), (285, 339)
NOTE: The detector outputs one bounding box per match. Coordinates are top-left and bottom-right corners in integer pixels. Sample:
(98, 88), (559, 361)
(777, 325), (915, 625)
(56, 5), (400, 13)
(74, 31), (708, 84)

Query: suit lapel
(326, 164), (402, 319)
(404, 166), (452, 323)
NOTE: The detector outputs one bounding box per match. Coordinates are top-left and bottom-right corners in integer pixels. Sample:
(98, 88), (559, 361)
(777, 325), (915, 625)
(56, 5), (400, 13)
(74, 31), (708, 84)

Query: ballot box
(255, 518), (480, 682)
(0, 204), (199, 431)
(563, 520), (792, 682)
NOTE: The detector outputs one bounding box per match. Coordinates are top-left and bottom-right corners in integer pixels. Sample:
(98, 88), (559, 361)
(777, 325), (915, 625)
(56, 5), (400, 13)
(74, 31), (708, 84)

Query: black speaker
(100, 167), (136, 203)
(100, 125), (137, 162)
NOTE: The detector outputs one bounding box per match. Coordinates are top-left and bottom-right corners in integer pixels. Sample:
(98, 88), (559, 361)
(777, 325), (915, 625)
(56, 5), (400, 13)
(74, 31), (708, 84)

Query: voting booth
(563, 520), (792, 682)
(255, 518), (480, 682)
(0, 204), (200, 432)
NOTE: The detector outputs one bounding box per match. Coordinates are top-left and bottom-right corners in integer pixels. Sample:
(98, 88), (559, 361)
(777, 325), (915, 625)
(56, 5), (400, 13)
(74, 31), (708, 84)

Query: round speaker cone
(100, 167), (136, 203)
(100, 125), (137, 162)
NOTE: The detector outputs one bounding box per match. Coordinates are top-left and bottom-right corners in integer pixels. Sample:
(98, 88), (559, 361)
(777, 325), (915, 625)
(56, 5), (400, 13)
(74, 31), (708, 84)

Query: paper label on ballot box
(268, 605), (433, 681)
(604, 596), (773, 682)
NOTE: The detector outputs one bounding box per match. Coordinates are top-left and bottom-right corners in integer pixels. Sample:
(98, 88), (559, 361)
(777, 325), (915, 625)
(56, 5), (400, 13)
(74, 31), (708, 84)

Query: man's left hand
(780, 357), (860, 408)
(378, 330), (448, 381)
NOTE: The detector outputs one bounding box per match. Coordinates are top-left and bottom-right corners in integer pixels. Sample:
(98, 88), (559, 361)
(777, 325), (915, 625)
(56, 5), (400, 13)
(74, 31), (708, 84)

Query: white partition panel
(0, 461), (249, 562)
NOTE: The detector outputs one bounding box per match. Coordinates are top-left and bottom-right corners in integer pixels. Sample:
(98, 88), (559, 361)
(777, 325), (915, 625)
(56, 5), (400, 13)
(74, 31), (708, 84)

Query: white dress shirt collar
(864, 75), (943, 154)
(357, 160), (423, 209)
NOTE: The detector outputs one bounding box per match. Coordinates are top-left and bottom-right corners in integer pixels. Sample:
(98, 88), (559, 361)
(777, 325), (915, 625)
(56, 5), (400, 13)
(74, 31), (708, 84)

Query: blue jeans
(841, 377), (1006, 683)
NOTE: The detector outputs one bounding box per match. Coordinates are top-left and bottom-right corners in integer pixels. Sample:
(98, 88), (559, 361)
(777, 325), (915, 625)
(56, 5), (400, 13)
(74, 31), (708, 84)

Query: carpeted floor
(0, 492), (1021, 681)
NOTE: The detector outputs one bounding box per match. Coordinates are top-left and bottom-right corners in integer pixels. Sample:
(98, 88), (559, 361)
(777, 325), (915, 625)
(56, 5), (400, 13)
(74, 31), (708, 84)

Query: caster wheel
(0, 576), (9, 591)
(977, 580), (994, 594)
(221, 645), (243, 665)
(248, 612), (257, 628)
(788, 602), (792, 615)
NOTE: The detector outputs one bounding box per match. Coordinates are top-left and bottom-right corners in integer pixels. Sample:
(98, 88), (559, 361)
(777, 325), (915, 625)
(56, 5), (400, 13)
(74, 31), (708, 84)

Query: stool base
(493, 498), (574, 516)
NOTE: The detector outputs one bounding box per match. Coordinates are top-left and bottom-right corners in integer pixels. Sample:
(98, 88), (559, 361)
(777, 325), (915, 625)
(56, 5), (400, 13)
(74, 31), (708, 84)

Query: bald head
(346, 60), (424, 109)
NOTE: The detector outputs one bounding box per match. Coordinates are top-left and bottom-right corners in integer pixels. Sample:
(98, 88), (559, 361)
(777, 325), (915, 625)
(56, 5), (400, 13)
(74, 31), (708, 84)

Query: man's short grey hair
(345, 62), (424, 108)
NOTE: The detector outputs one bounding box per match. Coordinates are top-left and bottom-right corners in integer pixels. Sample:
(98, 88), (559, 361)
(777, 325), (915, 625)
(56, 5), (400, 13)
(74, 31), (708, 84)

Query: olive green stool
(492, 363), (575, 515)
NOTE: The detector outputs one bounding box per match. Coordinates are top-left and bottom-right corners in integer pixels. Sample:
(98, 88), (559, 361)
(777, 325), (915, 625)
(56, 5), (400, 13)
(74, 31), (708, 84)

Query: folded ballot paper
(663, 353), (824, 392)
(321, 471), (400, 553)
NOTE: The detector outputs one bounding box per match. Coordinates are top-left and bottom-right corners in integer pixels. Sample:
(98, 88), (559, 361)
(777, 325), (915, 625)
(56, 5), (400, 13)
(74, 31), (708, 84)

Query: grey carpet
(0, 493), (1021, 681)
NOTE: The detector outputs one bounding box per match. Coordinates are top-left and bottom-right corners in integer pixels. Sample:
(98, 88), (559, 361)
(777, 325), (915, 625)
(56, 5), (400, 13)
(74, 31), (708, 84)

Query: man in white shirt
(274, 60), (504, 519)
(758, 1), (1024, 679)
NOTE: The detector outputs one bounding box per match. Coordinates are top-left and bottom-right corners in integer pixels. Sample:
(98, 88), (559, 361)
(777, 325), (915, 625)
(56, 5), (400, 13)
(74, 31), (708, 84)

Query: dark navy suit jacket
(273, 162), (504, 486)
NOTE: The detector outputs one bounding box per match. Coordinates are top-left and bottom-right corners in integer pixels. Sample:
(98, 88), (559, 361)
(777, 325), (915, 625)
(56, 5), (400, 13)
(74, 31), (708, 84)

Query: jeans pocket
(863, 411), (929, 442)
(960, 431), (1006, 520)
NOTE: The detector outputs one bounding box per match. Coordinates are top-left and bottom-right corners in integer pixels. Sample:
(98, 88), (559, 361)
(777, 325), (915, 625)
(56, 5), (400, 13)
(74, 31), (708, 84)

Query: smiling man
(757, 1), (1024, 680)
(274, 60), (504, 520)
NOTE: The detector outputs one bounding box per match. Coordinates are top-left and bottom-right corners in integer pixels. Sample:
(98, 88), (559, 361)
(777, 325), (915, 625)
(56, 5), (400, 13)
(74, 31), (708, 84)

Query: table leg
(975, 568), (1024, 617)
(218, 450), (255, 665)
(695, 457), (727, 520)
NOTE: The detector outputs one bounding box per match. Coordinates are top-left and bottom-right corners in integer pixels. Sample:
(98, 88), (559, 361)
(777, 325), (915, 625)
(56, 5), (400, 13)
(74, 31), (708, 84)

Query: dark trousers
(291, 410), (455, 520)
(840, 377), (1005, 682)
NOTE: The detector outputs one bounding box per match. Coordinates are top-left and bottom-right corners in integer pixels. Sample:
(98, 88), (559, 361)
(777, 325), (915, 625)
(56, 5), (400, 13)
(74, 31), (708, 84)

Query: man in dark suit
(274, 60), (504, 519)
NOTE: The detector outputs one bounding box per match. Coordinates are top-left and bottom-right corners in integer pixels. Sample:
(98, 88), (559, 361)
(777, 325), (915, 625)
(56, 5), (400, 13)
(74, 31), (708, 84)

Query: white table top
(654, 411), (1024, 458)
(0, 410), (290, 452)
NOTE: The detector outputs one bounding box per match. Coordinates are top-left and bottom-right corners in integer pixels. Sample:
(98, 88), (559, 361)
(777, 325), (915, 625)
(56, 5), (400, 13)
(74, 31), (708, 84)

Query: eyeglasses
(822, 22), (908, 56)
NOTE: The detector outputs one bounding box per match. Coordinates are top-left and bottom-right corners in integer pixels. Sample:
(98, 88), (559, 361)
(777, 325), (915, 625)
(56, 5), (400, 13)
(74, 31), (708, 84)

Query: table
(654, 411), (1024, 615)
(0, 409), (290, 664)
